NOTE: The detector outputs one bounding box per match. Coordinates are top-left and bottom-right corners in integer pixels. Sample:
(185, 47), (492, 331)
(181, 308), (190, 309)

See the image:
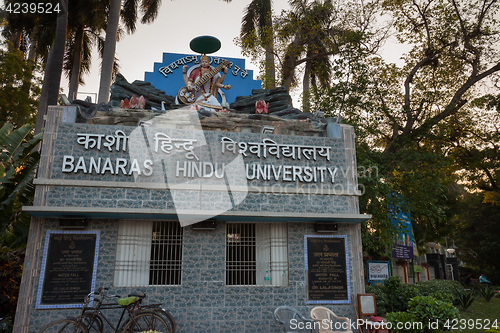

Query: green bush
(366, 276), (419, 314)
(453, 288), (477, 311)
(428, 289), (455, 303)
(366, 279), (466, 316)
(385, 296), (459, 333)
(415, 279), (461, 301)
(366, 283), (392, 314)
(479, 285), (496, 302)
(408, 296), (459, 332)
(385, 311), (419, 333)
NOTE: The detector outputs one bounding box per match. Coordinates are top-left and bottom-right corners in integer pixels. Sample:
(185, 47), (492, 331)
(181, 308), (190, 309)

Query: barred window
(114, 220), (183, 287)
(226, 223), (288, 286)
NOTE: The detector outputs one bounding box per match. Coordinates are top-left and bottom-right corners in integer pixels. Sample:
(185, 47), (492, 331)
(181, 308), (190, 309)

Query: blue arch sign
(144, 53), (261, 105)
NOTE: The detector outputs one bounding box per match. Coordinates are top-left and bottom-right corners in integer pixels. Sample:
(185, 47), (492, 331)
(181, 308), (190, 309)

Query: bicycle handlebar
(84, 288), (147, 307)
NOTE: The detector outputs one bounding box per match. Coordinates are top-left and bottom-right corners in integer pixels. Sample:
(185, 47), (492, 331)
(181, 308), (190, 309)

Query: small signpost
(366, 260), (390, 283)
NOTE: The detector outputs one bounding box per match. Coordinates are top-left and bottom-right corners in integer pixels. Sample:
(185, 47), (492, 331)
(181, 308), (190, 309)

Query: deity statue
(176, 36), (231, 111)
(177, 55), (231, 111)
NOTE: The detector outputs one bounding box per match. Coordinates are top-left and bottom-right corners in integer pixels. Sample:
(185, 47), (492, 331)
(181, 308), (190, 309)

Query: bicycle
(39, 287), (176, 333)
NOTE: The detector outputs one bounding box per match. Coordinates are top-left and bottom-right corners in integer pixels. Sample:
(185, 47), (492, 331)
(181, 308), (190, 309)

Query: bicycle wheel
(122, 311), (172, 333)
(155, 309), (176, 332)
(39, 318), (88, 333)
(81, 313), (104, 333)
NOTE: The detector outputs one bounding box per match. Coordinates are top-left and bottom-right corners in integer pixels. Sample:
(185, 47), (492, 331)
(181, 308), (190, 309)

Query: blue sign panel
(144, 53), (261, 105)
(390, 207), (414, 259)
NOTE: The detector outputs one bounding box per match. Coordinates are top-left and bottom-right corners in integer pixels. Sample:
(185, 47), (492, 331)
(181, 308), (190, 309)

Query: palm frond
(121, 0), (139, 33)
(140, 0), (161, 24)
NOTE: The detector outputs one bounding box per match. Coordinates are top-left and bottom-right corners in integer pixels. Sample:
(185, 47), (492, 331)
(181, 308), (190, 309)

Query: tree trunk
(263, 32), (276, 89)
(264, 44), (276, 89)
(9, 30), (22, 49)
(302, 60), (311, 112)
(282, 34), (302, 91)
(98, 0), (121, 104)
(34, 0), (68, 135)
(27, 32), (37, 62)
(262, 8), (276, 89)
(68, 29), (84, 101)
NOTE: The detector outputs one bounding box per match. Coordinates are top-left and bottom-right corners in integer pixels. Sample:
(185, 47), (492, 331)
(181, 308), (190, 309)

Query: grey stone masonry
(28, 107), (364, 222)
(15, 106), (368, 333)
(24, 220), (362, 333)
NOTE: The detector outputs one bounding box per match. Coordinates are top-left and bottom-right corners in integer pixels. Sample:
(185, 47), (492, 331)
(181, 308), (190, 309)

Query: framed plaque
(304, 235), (350, 304)
(36, 230), (100, 309)
(357, 293), (377, 316)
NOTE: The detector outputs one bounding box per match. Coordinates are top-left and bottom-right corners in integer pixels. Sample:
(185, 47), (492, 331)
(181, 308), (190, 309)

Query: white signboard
(367, 261), (390, 282)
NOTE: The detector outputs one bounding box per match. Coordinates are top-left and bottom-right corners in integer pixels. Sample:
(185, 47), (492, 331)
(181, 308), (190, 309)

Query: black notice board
(37, 231), (99, 308)
(305, 235), (350, 304)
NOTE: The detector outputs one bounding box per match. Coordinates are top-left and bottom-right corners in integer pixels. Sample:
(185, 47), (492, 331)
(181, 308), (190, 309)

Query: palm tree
(65, 0), (107, 101)
(279, 0), (335, 111)
(97, 0), (121, 104)
(1, 1), (38, 51)
(98, 0), (163, 103)
(35, 0), (69, 135)
(98, 0), (235, 103)
(240, 0), (276, 89)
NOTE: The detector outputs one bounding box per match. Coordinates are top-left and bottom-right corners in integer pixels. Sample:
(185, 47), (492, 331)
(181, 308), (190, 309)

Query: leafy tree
(0, 123), (40, 330)
(308, 0), (500, 256)
(0, 0), (42, 53)
(272, 0), (388, 111)
(447, 97), (499, 205)
(380, 0), (500, 154)
(4, 0), (108, 102)
(0, 44), (41, 127)
(451, 192), (500, 284)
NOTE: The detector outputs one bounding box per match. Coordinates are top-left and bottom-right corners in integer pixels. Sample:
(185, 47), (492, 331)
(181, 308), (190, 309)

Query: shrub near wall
(385, 296), (459, 333)
(414, 280), (461, 303)
(366, 278), (462, 315)
(366, 277), (419, 314)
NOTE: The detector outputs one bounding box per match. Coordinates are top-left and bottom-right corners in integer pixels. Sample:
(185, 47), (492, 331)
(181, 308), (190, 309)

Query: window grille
(225, 223), (288, 286)
(114, 220), (183, 287)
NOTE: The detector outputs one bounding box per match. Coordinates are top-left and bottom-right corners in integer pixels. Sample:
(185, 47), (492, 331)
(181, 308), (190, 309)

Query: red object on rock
(120, 95), (146, 109)
(255, 100), (269, 114)
(120, 98), (130, 109)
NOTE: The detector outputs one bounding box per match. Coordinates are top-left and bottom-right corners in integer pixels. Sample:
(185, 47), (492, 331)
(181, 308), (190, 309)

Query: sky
(67, 0), (291, 103)
(63, 0), (406, 105)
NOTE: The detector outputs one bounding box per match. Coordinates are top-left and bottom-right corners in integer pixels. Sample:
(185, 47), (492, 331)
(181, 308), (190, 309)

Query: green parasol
(189, 36), (221, 54)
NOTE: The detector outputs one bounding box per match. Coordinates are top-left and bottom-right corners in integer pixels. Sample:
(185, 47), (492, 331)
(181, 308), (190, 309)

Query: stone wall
(26, 219), (361, 333)
(32, 107), (360, 220)
(15, 107), (366, 333)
